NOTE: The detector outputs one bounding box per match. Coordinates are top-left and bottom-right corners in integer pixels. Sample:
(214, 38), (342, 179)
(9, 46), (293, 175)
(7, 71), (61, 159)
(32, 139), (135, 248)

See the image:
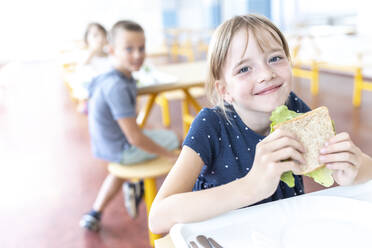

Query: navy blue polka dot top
(183, 92), (311, 206)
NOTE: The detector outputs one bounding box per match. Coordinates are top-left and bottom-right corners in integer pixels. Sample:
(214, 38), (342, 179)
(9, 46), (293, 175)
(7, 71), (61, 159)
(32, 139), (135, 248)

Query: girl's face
(87, 26), (107, 50)
(218, 28), (292, 114)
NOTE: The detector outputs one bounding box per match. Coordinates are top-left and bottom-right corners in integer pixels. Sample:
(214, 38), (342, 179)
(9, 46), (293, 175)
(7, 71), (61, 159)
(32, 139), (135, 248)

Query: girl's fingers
(326, 132), (351, 145)
(271, 147), (306, 165)
(262, 129), (298, 144)
(278, 160), (302, 174)
(320, 140), (357, 155)
(319, 151), (358, 167)
(326, 162), (354, 171)
(267, 136), (305, 153)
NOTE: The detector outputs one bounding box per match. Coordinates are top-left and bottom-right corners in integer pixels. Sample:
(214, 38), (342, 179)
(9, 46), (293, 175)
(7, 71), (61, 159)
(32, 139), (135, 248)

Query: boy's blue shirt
(88, 68), (137, 163)
(183, 92), (311, 206)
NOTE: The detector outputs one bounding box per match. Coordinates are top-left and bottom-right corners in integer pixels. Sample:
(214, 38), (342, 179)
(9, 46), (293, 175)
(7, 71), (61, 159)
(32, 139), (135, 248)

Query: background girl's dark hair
(83, 23), (107, 46)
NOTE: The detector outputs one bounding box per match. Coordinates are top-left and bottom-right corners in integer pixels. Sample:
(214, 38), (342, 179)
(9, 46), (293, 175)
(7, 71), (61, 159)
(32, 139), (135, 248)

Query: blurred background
(0, 0), (371, 248)
(1, 0), (370, 63)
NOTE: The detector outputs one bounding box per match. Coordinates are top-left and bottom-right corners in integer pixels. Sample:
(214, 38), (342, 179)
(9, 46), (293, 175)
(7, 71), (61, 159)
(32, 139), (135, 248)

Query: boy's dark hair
(84, 23), (107, 46)
(109, 20), (144, 44)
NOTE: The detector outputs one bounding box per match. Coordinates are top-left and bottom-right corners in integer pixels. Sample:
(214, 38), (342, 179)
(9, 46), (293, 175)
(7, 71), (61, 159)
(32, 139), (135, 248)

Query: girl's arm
(149, 129), (305, 234)
(117, 117), (177, 159)
(149, 146), (263, 234)
(319, 132), (372, 185)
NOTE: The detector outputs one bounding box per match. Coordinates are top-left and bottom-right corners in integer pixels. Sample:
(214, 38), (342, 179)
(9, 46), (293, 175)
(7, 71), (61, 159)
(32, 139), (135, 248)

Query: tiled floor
(0, 61), (371, 248)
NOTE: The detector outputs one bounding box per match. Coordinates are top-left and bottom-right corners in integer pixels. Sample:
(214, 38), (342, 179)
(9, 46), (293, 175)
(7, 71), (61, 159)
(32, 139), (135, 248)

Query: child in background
(73, 23), (111, 112)
(79, 20), (179, 232)
(149, 14), (372, 234)
(80, 22), (110, 68)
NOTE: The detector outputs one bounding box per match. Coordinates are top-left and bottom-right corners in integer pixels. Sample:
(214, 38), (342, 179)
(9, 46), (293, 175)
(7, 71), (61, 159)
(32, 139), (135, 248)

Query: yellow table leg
(353, 68), (363, 107)
(155, 94), (171, 127)
(144, 178), (162, 247)
(137, 94), (158, 128)
(182, 99), (192, 138)
(182, 89), (202, 112)
(311, 60), (319, 95)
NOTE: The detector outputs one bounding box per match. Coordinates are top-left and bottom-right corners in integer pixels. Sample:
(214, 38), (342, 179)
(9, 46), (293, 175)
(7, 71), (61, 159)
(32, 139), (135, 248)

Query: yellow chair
(108, 156), (175, 247)
(353, 67), (372, 107)
(166, 28), (195, 62)
(292, 60), (319, 95)
(290, 35), (320, 95)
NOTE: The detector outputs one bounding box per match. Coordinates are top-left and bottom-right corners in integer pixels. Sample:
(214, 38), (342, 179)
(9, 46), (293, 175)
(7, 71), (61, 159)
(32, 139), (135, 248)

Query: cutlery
(196, 235), (212, 248)
(207, 237), (224, 248)
(189, 241), (199, 248)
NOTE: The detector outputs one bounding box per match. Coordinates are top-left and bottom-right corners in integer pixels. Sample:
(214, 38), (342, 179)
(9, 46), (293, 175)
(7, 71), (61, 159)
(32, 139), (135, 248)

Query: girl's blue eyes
(269, 56), (282, 63)
(238, 56), (283, 74)
(239, 66), (249, 73)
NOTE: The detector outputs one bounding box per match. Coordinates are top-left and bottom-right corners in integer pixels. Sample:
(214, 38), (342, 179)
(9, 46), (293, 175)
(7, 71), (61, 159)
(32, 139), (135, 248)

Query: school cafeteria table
(136, 60), (207, 128)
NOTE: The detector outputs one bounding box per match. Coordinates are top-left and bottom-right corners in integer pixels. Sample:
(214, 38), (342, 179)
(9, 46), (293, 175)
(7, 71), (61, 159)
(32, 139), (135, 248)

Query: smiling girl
(148, 14), (372, 234)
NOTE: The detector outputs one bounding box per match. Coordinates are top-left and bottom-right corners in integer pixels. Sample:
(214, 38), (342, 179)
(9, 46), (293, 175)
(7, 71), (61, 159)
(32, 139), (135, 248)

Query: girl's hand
(247, 129), (305, 197)
(319, 132), (362, 186)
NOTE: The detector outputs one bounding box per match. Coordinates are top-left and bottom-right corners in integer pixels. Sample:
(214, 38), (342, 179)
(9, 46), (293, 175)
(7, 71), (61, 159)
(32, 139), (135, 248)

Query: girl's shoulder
(287, 92), (311, 113)
(193, 107), (226, 123)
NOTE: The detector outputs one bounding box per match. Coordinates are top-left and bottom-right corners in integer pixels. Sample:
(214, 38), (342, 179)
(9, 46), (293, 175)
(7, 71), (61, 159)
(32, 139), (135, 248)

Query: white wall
(356, 0), (372, 37)
(0, 0), (368, 62)
(271, 0), (358, 31)
(0, 0), (163, 61)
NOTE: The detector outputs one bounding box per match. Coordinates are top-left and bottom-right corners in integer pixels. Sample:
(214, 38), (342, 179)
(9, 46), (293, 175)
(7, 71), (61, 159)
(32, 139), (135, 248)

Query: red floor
(0, 61), (371, 248)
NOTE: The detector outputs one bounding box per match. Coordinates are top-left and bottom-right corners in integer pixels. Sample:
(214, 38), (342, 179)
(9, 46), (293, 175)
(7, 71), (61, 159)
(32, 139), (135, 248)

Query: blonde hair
(206, 14), (290, 118)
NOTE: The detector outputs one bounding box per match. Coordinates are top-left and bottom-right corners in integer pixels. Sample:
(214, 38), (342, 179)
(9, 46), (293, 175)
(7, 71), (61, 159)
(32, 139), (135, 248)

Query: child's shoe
(123, 181), (144, 218)
(79, 210), (101, 232)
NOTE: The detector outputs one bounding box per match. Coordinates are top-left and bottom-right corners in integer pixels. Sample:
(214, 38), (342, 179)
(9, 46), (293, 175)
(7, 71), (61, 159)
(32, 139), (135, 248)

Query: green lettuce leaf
(280, 171), (295, 188)
(270, 105), (302, 133)
(305, 166), (334, 187)
(270, 105), (334, 188)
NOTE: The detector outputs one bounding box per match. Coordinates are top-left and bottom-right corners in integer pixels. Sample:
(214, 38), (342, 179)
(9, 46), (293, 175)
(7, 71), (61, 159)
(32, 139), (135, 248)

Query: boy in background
(80, 20), (179, 232)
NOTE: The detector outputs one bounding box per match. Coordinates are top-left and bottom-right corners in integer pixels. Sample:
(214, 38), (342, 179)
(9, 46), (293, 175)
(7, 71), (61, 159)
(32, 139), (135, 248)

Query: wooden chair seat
(108, 156), (174, 180)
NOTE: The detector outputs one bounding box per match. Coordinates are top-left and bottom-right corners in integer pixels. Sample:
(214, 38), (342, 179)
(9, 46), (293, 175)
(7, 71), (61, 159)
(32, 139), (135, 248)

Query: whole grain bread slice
(273, 106), (335, 174)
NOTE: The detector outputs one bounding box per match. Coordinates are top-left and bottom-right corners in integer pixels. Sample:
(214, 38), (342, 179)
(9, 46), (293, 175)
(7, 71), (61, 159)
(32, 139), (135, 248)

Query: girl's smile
(253, 82), (283, 95)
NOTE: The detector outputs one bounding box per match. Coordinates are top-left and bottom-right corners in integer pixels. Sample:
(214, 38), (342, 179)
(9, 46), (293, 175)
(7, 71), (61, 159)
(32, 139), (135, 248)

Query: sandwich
(270, 106), (335, 187)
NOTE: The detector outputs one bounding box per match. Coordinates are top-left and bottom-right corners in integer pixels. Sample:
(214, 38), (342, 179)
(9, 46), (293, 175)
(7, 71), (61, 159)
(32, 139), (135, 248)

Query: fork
(196, 235), (224, 248)
(189, 241), (199, 248)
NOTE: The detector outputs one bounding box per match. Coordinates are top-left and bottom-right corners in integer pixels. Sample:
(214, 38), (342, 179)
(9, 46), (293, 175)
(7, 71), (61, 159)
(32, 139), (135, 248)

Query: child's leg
(80, 174), (124, 231)
(121, 129), (179, 164)
(92, 174), (125, 212)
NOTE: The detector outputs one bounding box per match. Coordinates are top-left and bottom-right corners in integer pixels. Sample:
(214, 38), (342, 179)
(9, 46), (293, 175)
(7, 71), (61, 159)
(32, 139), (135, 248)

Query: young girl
(81, 23), (110, 67)
(148, 14), (372, 234)
(73, 23), (111, 112)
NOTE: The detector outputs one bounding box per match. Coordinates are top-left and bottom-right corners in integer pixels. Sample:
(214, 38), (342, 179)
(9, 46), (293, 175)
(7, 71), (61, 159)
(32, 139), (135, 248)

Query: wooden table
(136, 60), (207, 128)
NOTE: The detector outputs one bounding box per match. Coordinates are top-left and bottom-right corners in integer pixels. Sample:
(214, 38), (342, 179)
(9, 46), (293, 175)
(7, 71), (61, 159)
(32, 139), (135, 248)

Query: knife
(196, 235), (212, 248)
(207, 237), (224, 248)
(189, 241), (199, 248)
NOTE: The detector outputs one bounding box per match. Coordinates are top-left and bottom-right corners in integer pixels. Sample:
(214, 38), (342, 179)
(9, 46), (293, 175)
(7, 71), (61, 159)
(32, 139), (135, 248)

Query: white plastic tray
(170, 181), (372, 248)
